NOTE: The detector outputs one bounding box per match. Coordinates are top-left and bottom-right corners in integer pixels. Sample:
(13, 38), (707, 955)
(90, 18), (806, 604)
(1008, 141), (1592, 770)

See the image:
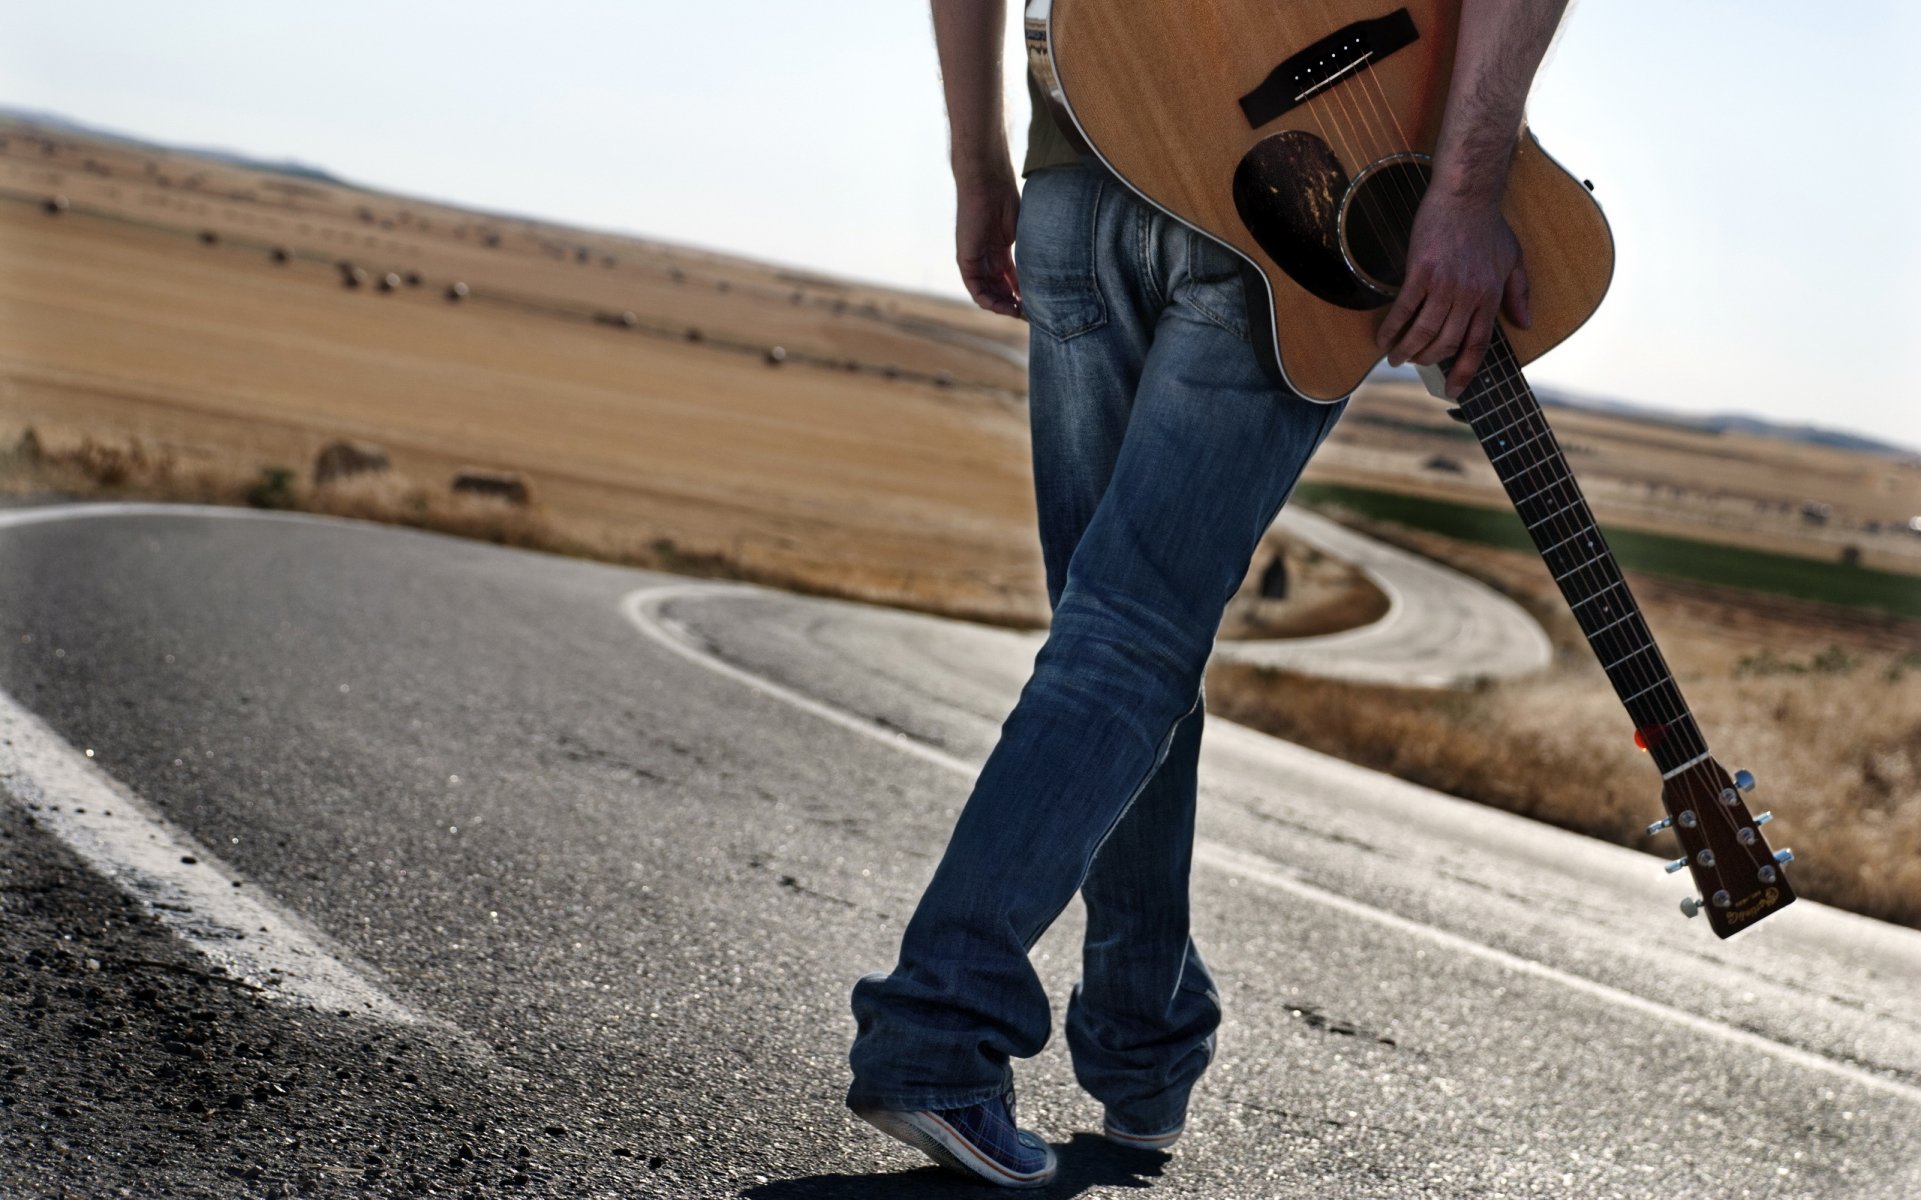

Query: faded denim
(848, 161), (1346, 1135)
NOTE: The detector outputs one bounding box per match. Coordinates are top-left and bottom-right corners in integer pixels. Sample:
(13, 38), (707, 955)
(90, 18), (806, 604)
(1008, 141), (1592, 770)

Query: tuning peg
(1645, 816), (1673, 836)
(1734, 769), (1756, 793)
(1753, 811), (1773, 826)
(1680, 896), (1702, 918)
(1773, 848), (1794, 865)
(1664, 857), (1688, 874)
(1712, 889), (1732, 908)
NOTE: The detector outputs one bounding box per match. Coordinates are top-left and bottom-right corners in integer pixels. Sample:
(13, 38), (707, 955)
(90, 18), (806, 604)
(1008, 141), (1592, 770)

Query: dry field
(3, 119), (1916, 926)
(0, 120), (1385, 634)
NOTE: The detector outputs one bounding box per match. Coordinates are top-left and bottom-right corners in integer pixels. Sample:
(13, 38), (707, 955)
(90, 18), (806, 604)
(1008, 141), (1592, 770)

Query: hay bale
(403, 271), (422, 287)
(452, 469), (532, 506)
(42, 195), (69, 216)
(198, 229), (219, 246)
(341, 266), (369, 289)
(313, 440), (391, 487)
(445, 280), (469, 302)
(765, 346), (787, 366)
(377, 272), (402, 292)
(621, 311), (638, 328)
(269, 246), (291, 264)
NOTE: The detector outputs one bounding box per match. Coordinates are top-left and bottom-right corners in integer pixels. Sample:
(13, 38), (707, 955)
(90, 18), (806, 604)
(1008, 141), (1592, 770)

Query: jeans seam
(1137, 207), (1165, 313)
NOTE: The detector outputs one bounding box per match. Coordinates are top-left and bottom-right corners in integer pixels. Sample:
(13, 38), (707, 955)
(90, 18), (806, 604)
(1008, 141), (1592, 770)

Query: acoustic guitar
(1031, 0), (1795, 938)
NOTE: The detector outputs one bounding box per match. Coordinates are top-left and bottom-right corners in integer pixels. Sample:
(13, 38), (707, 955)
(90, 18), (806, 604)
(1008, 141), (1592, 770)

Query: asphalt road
(2, 506), (1917, 1198)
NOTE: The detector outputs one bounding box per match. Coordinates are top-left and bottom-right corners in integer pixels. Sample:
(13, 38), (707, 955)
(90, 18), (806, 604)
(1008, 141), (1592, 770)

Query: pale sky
(6, 1), (1918, 448)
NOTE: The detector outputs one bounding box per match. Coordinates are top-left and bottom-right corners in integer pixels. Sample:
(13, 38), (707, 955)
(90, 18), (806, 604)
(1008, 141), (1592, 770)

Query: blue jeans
(848, 162), (1345, 1133)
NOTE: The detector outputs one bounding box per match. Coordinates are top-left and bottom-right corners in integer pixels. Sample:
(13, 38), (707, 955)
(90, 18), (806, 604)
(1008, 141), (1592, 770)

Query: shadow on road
(741, 1133), (1172, 1197)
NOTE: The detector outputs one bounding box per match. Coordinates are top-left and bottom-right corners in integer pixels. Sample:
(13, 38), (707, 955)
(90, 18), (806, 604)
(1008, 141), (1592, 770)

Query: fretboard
(1454, 333), (1706, 779)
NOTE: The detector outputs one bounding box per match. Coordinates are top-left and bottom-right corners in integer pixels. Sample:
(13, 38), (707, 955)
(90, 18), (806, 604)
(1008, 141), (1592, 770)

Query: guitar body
(1045, 0), (1614, 401)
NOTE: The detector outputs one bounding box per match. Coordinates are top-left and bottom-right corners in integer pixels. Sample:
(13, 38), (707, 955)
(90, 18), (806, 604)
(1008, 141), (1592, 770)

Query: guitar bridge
(1239, 8), (1421, 128)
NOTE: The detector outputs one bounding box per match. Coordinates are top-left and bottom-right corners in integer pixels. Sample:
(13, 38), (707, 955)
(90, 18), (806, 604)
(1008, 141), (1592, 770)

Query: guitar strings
(1320, 57), (1761, 903)
(1323, 57), (1686, 770)
(1314, 59), (1413, 276)
(1341, 59), (1694, 768)
(1458, 329), (1753, 894)
(1300, 97), (1405, 276)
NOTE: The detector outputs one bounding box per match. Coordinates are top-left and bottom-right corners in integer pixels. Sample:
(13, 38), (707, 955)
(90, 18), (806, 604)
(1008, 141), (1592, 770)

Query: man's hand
(1375, 192), (1530, 397)
(1374, 0), (1570, 398)
(957, 172), (1023, 319)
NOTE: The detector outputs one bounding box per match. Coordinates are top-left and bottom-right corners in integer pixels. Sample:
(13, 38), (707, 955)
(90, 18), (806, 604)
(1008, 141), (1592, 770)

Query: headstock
(1649, 758), (1795, 939)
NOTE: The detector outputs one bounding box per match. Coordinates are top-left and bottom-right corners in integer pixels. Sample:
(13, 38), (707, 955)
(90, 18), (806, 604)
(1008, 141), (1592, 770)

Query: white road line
(0, 503), (416, 1022)
(619, 581), (1921, 1107)
(0, 691), (414, 1022)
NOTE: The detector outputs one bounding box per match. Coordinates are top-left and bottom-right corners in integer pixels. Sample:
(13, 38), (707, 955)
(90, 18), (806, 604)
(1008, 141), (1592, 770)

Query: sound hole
(1341, 156), (1432, 295)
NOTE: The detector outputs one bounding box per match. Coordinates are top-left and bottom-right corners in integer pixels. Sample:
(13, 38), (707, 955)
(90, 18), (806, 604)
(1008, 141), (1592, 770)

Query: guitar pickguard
(1232, 131), (1386, 312)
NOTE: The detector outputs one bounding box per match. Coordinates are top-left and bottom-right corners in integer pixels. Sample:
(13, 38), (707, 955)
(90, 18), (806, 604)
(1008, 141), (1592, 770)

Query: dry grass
(0, 426), (1057, 630)
(1207, 536), (1921, 929)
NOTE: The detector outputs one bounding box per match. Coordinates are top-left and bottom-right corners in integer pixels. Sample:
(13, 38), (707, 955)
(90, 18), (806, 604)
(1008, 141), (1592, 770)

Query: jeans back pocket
(1016, 166), (1108, 341)
(1179, 228), (1252, 344)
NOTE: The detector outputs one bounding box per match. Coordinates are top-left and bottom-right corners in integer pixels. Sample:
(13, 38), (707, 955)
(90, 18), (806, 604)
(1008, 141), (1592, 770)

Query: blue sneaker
(853, 1089), (1058, 1189)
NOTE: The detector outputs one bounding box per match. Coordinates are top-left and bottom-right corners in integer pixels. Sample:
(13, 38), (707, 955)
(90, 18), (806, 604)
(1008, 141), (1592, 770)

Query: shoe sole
(1102, 1121), (1183, 1152)
(854, 1107), (1058, 1189)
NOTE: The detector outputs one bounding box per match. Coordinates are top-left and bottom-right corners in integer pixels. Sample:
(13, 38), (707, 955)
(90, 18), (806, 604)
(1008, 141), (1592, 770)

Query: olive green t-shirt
(1023, 70), (1084, 176)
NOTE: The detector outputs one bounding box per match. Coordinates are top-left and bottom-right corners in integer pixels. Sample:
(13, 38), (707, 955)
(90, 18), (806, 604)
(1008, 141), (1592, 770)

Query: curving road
(1232, 508), (1552, 686)
(1, 505), (1917, 1198)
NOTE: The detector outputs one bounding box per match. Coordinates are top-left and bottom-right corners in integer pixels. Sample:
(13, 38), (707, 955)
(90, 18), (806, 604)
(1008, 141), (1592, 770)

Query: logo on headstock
(1724, 887), (1782, 928)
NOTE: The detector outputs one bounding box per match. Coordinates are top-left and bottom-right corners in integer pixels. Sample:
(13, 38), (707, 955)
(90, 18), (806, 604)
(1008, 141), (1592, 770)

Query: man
(848, 0), (1568, 1186)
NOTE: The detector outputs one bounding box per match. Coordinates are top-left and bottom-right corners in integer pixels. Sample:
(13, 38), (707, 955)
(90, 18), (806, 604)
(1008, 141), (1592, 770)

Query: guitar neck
(1454, 334), (1709, 781)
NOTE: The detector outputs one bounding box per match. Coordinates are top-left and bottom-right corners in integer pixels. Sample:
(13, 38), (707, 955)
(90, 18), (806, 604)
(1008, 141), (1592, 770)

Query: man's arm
(931, 0), (1023, 319)
(1376, 0), (1572, 397)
